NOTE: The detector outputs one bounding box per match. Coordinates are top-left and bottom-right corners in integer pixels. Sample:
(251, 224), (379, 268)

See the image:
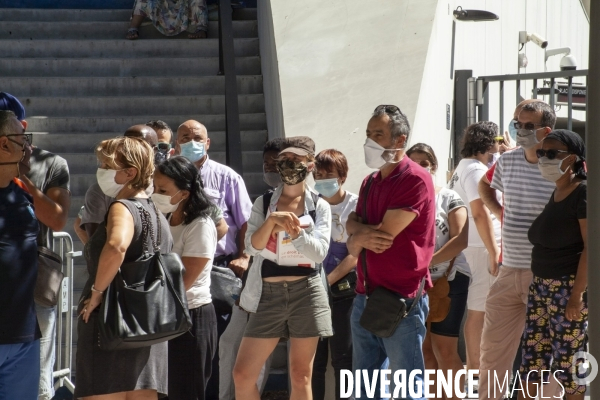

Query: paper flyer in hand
(261, 215), (315, 268)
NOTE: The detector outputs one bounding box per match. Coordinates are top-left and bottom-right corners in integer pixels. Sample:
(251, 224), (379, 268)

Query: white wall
(265, 0), (438, 194)
(411, 0), (589, 186)
(262, 0), (589, 190)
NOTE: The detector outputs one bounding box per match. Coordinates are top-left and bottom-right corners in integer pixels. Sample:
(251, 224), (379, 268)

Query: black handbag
(357, 173), (426, 338)
(97, 200), (192, 351)
(329, 271), (357, 300)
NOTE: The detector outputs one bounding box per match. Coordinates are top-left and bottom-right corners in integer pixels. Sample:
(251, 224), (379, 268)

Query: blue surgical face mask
(508, 119), (518, 142)
(179, 141), (205, 163)
(314, 178), (340, 198)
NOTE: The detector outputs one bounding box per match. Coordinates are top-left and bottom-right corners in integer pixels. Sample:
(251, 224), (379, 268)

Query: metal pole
(450, 20), (456, 79)
(533, 79), (538, 99)
(567, 76), (573, 130)
(219, 0), (243, 175)
(499, 81), (504, 133)
(587, 0), (600, 397)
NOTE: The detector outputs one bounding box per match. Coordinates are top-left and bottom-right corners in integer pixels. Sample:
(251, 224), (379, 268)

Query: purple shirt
(200, 156), (253, 257)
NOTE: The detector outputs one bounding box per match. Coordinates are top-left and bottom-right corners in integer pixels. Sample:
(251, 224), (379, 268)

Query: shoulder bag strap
(360, 173), (376, 297)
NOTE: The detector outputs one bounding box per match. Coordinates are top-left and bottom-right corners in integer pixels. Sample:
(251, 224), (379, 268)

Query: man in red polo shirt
(347, 105), (435, 399)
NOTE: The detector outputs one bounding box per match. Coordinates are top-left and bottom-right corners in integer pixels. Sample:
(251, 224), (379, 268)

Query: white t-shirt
(430, 188), (470, 281)
(448, 158), (501, 247)
(330, 191), (358, 243)
(168, 215), (217, 309)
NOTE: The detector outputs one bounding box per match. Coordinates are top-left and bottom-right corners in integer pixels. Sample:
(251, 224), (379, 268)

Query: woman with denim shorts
(408, 143), (470, 398)
(233, 136), (333, 400)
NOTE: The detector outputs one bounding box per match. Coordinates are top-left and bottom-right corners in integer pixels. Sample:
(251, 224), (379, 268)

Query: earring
(128, 184), (133, 189)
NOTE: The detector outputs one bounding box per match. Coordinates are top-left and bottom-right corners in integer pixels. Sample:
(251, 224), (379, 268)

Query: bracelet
(91, 285), (104, 294)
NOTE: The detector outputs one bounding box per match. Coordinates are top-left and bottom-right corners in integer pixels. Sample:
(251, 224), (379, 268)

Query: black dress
(74, 198), (173, 398)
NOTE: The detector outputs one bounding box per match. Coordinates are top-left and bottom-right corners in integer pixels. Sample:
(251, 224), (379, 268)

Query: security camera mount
(545, 47), (577, 71)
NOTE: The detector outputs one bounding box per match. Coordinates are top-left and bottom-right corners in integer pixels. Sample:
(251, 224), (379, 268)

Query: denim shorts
(244, 274), (333, 339)
(429, 271), (470, 337)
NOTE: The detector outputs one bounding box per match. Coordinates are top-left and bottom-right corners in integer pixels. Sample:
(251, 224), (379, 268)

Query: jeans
(0, 340), (40, 399)
(312, 295), (355, 400)
(36, 304), (56, 400)
(351, 294), (428, 400)
(168, 303), (218, 400)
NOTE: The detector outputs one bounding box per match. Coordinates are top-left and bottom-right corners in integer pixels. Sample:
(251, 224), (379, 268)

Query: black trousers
(312, 295), (355, 400)
(168, 303), (217, 400)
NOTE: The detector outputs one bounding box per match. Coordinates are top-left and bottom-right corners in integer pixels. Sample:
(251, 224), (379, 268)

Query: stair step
(21, 94), (264, 117)
(25, 113), (267, 132)
(63, 150), (264, 175)
(0, 38), (259, 58)
(0, 8), (257, 22)
(32, 130), (268, 153)
(69, 171), (267, 196)
(1, 76), (263, 97)
(0, 8), (133, 21)
(0, 56), (261, 77)
(0, 20), (258, 40)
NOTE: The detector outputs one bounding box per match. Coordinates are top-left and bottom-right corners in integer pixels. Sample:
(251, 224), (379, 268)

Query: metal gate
(452, 69), (588, 168)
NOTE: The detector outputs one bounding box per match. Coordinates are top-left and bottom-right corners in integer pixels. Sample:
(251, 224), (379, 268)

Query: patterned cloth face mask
(276, 158), (308, 186)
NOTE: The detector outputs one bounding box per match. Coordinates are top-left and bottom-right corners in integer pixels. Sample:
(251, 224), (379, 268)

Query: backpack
(262, 189), (319, 222)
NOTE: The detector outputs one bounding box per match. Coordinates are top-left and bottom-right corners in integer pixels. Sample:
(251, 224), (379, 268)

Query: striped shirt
(490, 147), (556, 269)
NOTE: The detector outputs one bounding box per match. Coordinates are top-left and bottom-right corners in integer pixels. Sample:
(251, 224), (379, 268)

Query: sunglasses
(374, 105), (401, 114)
(536, 149), (570, 160)
(6, 133), (33, 145)
(156, 142), (171, 152)
(514, 121), (545, 131)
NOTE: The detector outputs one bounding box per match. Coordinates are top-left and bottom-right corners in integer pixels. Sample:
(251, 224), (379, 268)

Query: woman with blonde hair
(233, 136), (333, 400)
(75, 136), (173, 399)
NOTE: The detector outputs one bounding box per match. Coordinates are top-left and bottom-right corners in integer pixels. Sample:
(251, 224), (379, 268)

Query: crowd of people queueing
(0, 93), (588, 400)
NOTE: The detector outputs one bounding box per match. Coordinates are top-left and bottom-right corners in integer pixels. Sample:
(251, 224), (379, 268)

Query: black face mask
(276, 159), (308, 185)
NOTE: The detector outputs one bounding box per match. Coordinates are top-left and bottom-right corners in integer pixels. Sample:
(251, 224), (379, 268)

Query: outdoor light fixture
(453, 7), (499, 22)
(450, 7), (499, 78)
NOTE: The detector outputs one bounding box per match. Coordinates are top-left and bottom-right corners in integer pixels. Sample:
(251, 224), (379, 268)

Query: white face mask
(151, 191), (182, 214)
(516, 129), (541, 149)
(538, 156), (571, 182)
(96, 168), (125, 198)
(363, 138), (400, 169)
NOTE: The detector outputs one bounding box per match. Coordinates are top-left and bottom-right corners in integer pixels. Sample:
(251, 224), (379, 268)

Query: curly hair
(155, 156), (214, 225)
(372, 105), (411, 146)
(460, 121), (498, 158)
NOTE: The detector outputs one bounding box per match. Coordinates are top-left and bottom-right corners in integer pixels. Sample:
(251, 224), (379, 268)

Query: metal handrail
(52, 231), (81, 394)
(218, 0), (244, 175)
(475, 69), (588, 132)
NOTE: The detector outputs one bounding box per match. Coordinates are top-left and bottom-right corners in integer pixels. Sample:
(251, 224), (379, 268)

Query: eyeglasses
(6, 133), (32, 145)
(156, 142), (171, 152)
(514, 121), (545, 130)
(374, 105), (401, 114)
(536, 149), (569, 160)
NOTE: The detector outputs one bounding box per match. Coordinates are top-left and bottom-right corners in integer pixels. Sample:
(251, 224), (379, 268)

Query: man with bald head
(477, 100), (560, 399)
(79, 125), (158, 239)
(176, 119), (253, 400)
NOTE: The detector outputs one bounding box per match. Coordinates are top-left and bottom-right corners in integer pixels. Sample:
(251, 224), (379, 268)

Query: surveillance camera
(560, 54), (578, 71)
(527, 32), (548, 49)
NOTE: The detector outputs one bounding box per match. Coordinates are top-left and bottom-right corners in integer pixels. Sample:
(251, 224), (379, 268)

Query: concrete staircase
(0, 7), (267, 371)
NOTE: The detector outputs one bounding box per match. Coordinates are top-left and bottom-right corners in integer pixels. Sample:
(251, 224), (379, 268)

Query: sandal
(126, 28), (139, 40)
(188, 30), (207, 39)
